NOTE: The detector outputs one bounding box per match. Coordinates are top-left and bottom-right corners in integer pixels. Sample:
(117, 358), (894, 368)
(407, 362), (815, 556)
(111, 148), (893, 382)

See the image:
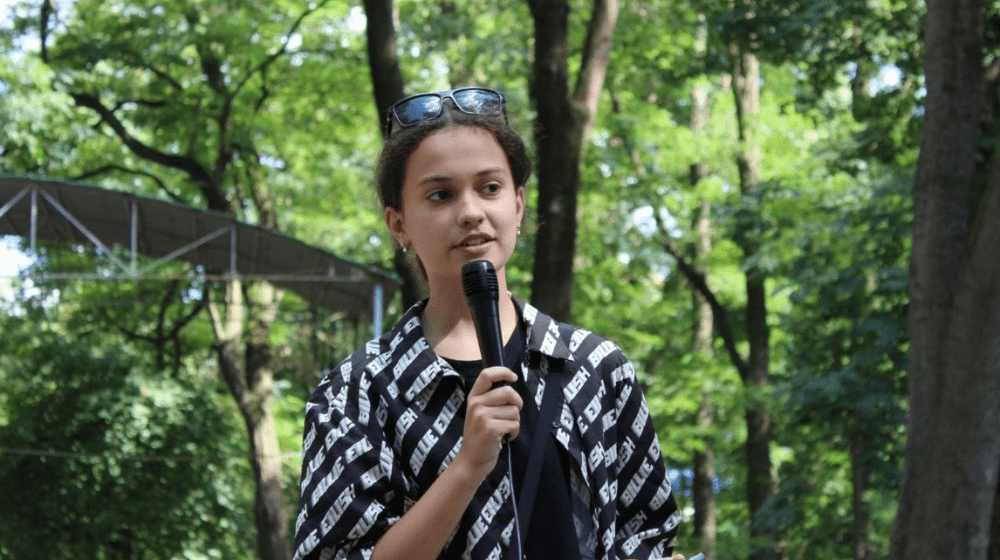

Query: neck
(422, 270), (518, 361)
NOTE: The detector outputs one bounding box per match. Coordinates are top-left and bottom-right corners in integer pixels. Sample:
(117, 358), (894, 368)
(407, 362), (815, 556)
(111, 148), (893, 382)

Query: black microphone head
(462, 259), (499, 304)
(462, 259), (503, 369)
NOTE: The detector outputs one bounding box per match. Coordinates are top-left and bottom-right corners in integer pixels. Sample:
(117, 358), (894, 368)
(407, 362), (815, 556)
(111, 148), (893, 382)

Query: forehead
(404, 126), (511, 182)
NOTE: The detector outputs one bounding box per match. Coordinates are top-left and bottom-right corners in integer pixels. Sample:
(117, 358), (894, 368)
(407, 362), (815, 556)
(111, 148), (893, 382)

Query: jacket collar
(515, 297), (573, 361)
(375, 297), (572, 404)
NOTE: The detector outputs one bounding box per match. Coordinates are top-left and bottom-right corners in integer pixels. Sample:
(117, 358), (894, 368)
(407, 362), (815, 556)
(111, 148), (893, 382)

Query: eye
(427, 189), (452, 202)
(481, 182), (501, 194)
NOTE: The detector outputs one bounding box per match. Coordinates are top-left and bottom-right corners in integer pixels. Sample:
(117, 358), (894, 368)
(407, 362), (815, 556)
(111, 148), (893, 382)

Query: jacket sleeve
(610, 351), (682, 559)
(292, 353), (406, 560)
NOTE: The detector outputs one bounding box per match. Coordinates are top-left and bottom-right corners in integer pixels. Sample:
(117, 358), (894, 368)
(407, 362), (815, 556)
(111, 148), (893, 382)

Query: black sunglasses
(386, 87), (507, 136)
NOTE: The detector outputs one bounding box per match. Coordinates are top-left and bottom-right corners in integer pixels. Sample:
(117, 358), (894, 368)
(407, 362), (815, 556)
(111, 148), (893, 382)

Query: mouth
(455, 235), (494, 249)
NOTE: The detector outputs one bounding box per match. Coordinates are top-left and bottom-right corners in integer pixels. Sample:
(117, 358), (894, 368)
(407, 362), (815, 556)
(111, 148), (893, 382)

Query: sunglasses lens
(389, 88), (505, 133)
(395, 95), (443, 127)
(452, 89), (503, 115)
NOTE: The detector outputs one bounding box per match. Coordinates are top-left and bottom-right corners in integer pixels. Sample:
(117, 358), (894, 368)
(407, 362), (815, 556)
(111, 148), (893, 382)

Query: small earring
(401, 245), (408, 254)
(516, 226), (521, 235)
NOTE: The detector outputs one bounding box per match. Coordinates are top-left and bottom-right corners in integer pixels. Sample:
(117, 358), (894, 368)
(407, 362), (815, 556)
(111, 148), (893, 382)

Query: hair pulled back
(375, 110), (532, 211)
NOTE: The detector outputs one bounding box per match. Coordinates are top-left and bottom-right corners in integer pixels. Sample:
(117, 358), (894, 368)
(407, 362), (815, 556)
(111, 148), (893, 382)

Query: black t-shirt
(444, 323), (580, 560)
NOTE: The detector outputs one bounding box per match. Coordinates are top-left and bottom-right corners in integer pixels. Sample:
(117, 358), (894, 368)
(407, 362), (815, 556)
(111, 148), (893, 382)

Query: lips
(456, 234), (494, 248)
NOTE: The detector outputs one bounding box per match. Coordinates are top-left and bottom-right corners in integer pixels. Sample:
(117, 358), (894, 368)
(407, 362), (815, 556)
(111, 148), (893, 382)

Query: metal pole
(230, 227), (237, 279)
(37, 189), (129, 271)
(29, 187), (37, 253)
(373, 284), (384, 338)
(0, 186), (29, 219)
(135, 227), (231, 275)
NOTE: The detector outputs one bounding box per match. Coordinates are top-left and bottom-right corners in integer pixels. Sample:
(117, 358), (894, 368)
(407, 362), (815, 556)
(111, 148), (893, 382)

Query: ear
(384, 206), (408, 250)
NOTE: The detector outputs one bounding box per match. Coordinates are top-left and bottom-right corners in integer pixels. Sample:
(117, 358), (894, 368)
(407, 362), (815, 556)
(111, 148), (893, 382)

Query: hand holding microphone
(457, 259), (522, 479)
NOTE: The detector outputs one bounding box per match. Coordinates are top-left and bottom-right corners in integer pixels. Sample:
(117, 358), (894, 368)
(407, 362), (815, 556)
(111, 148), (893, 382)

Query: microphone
(461, 259), (522, 556)
(461, 259), (504, 369)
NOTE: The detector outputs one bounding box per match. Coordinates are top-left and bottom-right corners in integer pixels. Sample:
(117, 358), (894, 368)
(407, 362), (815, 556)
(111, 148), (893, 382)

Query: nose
(456, 189), (485, 227)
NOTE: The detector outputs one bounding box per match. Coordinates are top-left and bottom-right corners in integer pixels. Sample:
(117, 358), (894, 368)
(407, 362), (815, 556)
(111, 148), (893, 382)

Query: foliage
(770, 170), (911, 558)
(0, 309), (255, 559)
(577, 1), (921, 555)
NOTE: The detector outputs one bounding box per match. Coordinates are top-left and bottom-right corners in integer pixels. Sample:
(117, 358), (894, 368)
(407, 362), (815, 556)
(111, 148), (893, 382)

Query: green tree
(777, 173), (911, 560)
(525, 0), (619, 322)
(594, 1), (923, 557)
(0, 299), (254, 559)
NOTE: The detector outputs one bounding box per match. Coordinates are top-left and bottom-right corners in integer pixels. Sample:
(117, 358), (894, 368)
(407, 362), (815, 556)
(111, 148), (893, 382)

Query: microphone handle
(470, 303), (505, 389)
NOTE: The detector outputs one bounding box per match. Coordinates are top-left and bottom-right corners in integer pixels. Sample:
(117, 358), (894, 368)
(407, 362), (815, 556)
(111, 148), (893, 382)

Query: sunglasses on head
(386, 87), (507, 136)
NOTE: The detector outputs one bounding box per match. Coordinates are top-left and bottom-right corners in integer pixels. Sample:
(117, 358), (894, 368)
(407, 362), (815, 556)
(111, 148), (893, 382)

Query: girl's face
(384, 126), (525, 286)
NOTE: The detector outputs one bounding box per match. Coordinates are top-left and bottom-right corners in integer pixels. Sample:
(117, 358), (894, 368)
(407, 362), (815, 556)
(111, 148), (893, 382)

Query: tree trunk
(731, 43), (781, 560)
(851, 434), (873, 560)
(209, 280), (290, 560)
(992, 471), (1000, 560)
(362, 0), (423, 308)
(661, 44), (780, 556)
(246, 390), (288, 560)
(889, 0), (1000, 557)
(692, 292), (718, 560)
(692, 400), (717, 560)
(689, 18), (718, 554)
(729, 44), (781, 560)
(363, 0), (405, 139)
(527, 0), (618, 322)
(526, 0), (579, 322)
(44, 4), (320, 556)
(692, 198), (717, 559)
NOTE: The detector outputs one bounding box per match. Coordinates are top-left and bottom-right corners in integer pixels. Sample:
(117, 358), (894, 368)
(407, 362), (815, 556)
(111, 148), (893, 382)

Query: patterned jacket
(293, 298), (681, 560)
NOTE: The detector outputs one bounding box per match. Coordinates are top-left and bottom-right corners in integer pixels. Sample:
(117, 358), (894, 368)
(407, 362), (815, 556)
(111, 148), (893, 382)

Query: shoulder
(515, 298), (634, 388)
(313, 334), (389, 393)
(546, 318), (629, 378)
(516, 298), (613, 362)
(308, 303), (425, 407)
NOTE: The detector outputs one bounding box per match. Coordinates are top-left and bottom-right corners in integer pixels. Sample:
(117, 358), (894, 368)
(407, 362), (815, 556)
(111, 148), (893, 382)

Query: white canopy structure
(0, 176), (398, 334)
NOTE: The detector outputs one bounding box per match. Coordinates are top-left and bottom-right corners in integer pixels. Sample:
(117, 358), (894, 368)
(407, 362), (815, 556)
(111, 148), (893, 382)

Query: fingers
(458, 367), (523, 479)
(469, 367), (519, 399)
(467, 368), (522, 437)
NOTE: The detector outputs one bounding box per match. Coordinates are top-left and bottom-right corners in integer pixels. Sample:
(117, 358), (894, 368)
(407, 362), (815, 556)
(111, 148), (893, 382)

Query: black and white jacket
(293, 298), (681, 560)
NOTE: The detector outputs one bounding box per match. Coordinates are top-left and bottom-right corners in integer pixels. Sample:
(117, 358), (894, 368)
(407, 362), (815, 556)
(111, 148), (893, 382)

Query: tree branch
(164, 283), (208, 346)
(202, 2), (335, 206)
(139, 62), (185, 92)
(39, 0), (53, 63)
(69, 92), (229, 211)
(111, 98), (168, 111)
(70, 164), (184, 203)
(183, 8), (227, 95)
(573, 0), (618, 141)
(235, 0), (334, 99)
(655, 212), (751, 382)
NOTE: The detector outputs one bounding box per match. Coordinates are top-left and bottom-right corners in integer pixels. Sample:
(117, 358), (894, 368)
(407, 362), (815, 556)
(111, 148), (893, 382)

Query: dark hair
(375, 109), (532, 210)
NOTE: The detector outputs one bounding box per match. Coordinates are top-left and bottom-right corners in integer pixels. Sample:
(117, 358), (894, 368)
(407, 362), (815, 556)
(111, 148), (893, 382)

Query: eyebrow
(416, 168), (508, 186)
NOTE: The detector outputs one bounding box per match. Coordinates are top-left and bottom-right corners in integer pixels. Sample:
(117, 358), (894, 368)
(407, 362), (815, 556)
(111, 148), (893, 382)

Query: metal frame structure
(0, 177), (398, 336)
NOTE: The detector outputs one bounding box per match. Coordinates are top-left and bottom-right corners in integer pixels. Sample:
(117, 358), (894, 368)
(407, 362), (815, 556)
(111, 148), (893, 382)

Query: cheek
(406, 212), (443, 245)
